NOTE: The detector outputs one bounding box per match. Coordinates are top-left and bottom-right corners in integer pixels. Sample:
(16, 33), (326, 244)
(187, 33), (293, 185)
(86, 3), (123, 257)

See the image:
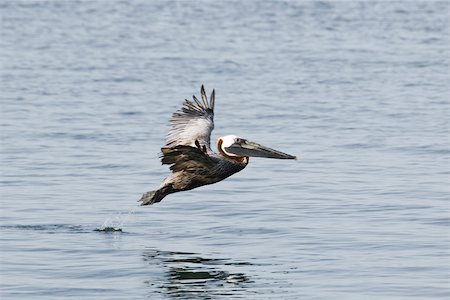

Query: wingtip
(200, 85), (206, 97)
(192, 95), (201, 107)
(200, 84), (208, 108)
(210, 89), (215, 110)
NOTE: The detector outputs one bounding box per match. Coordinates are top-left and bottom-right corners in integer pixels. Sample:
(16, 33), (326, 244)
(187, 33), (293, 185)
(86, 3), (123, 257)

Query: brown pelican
(139, 85), (297, 205)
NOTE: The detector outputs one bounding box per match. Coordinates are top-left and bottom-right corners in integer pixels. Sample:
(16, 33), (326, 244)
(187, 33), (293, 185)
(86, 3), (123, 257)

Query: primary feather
(164, 85), (215, 150)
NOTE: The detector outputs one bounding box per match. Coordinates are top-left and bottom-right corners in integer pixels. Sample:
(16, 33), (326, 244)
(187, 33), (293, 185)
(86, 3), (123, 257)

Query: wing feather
(201, 85), (208, 108)
(161, 145), (216, 173)
(165, 85), (215, 148)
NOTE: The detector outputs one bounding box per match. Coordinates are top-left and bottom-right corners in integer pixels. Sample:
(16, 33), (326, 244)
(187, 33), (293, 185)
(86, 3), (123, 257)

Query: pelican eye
(235, 138), (243, 143)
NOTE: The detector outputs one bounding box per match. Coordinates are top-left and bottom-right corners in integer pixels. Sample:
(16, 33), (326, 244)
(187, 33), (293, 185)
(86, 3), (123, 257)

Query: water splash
(96, 208), (136, 232)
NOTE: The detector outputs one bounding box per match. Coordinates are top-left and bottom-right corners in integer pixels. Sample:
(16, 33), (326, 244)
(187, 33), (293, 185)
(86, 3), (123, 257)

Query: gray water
(1, 1), (449, 299)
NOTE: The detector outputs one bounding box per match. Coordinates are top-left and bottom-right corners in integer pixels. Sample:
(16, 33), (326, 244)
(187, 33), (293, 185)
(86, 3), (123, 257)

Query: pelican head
(217, 135), (297, 160)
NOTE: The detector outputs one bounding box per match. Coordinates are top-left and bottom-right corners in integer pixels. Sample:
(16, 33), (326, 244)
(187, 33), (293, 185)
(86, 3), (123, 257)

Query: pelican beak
(225, 138), (297, 159)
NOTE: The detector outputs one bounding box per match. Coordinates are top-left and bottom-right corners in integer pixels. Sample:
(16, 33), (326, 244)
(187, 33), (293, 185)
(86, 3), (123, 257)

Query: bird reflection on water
(142, 249), (252, 298)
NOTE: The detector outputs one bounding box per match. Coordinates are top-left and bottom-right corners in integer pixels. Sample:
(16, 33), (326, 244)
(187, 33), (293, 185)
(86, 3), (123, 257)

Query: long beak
(225, 138), (297, 159)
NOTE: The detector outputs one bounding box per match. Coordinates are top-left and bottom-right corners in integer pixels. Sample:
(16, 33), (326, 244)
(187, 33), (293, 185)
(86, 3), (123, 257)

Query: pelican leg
(139, 184), (174, 205)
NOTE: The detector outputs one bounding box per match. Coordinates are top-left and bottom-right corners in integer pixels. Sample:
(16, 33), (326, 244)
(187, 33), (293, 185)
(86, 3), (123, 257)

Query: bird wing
(164, 85), (215, 149)
(161, 144), (217, 174)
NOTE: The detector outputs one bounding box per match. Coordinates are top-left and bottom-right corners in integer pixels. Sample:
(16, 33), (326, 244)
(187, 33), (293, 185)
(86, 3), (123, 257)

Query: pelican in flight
(139, 85), (297, 205)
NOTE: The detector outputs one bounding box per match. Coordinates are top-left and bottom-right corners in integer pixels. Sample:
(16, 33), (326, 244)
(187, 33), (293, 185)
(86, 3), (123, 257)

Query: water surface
(1, 1), (449, 299)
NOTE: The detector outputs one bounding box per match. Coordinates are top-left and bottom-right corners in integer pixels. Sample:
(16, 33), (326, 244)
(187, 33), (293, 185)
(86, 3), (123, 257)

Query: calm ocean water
(1, 1), (449, 299)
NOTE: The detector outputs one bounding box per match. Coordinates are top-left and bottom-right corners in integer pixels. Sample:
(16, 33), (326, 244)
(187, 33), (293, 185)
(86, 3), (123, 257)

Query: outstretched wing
(161, 144), (216, 174)
(165, 85), (215, 149)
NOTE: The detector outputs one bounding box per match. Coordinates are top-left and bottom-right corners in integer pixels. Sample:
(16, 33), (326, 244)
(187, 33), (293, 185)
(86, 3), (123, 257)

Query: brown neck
(217, 139), (248, 165)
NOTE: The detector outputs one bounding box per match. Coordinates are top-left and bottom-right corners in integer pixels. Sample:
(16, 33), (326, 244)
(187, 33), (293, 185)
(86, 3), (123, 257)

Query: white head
(217, 135), (240, 157)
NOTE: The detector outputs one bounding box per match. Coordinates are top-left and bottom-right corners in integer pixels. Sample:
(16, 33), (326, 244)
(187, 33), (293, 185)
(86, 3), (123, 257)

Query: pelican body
(139, 86), (296, 205)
